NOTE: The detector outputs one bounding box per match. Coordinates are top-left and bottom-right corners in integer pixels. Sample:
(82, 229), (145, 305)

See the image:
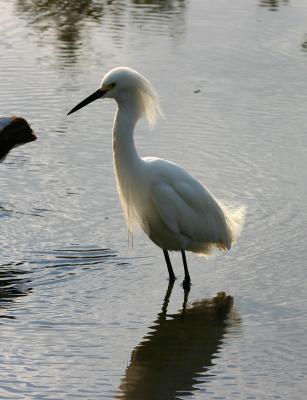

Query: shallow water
(1, 0), (307, 399)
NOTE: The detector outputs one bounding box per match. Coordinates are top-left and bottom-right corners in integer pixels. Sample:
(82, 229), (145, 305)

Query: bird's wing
(150, 167), (226, 243)
(150, 182), (183, 235)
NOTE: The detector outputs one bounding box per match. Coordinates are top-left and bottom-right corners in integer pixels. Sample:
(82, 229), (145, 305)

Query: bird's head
(67, 67), (161, 128)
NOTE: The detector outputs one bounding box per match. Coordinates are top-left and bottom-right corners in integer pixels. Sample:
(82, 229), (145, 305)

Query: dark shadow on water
(0, 201), (54, 218)
(15, 0), (105, 62)
(26, 245), (121, 288)
(131, 0), (186, 14)
(0, 204), (12, 219)
(301, 35), (307, 54)
(32, 245), (119, 270)
(259, 0), (289, 11)
(0, 262), (32, 319)
(0, 245), (120, 319)
(14, 0), (187, 64)
(117, 283), (239, 399)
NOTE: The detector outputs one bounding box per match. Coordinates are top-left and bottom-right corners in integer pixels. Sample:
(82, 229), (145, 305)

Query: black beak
(67, 89), (106, 115)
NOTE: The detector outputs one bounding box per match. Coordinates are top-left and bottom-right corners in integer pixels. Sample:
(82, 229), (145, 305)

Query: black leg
(181, 250), (191, 291)
(163, 250), (176, 282)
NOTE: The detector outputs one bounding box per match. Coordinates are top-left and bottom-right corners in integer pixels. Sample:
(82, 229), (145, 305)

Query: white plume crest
(103, 67), (162, 128)
(136, 75), (163, 128)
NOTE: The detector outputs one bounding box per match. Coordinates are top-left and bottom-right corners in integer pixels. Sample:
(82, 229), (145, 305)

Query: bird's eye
(110, 82), (116, 88)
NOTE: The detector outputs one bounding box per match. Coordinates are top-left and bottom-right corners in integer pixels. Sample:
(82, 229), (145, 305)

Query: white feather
(98, 67), (246, 256)
(70, 67), (245, 261)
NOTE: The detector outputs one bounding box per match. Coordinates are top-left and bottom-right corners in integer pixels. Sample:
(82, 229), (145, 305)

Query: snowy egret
(0, 116), (36, 162)
(67, 67), (245, 288)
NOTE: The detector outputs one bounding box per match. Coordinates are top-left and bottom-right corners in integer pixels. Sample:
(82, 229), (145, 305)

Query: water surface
(1, 0), (307, 399)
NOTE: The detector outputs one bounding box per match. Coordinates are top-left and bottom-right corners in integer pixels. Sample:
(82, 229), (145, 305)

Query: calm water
(1, 0), (307, 398)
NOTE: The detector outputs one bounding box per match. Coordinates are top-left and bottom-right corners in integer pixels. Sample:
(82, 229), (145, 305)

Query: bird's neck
(112, 102), (141, 173)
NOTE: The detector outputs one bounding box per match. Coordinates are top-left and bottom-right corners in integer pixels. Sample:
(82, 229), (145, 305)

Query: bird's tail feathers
(219, 201), (246, 246)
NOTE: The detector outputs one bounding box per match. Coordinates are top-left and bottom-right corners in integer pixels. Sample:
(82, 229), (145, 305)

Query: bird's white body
(108, 69), (244, 255)
(116, 154), (235, 254)
(68, 67), (245, 261)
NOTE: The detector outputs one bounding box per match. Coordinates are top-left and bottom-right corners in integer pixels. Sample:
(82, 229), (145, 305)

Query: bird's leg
(163, 250), (176, 282)
(181, 250), (191, 291)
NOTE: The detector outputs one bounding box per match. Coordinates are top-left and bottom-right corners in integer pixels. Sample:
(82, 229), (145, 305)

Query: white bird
(67, 67), (245, 289)
(0, 116), (36, 162)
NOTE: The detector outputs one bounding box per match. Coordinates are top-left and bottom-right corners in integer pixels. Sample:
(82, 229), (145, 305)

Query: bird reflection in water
(117, 284), (239, 399)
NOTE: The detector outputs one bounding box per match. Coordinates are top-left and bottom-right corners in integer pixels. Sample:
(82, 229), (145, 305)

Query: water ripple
(1, 0), (307, 399)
